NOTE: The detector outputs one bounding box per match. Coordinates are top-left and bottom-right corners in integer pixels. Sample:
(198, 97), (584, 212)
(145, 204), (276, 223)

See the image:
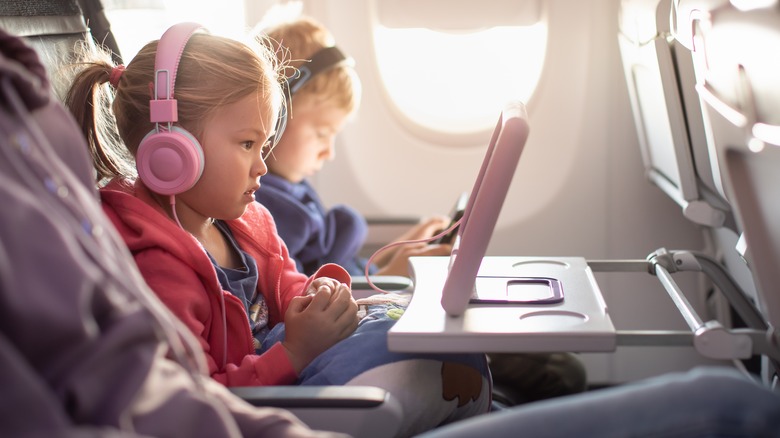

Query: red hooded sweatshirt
(100, 179), (351, 387)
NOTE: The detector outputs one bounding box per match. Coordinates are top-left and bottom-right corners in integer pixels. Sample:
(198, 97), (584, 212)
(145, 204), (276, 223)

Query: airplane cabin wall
(284, 0), (726, 384)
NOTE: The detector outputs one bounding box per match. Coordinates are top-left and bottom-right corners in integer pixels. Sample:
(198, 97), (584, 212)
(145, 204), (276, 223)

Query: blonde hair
(65, 31), (284, 183)
(261, 16), (360, 114)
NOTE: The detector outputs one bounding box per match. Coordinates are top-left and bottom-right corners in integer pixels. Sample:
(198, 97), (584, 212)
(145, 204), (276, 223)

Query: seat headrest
(0, 0), (92, 100)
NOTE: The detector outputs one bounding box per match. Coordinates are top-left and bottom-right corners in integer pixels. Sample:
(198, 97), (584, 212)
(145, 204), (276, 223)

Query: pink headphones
(136, 22), (206, 195)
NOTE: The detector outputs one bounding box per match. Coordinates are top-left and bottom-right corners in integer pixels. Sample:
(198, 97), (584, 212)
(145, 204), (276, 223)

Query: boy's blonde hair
(262, 16), (360, 115)
(66, 31), (284, 182)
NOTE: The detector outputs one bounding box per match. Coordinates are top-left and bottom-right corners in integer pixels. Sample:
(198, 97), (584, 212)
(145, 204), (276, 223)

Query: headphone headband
(286, 46), (353, 95)
(150, 22), (205, 124)
(137, 22), (207, 197)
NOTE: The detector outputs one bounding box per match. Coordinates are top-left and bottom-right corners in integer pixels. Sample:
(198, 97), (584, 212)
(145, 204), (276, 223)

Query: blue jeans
(420, 366), (780, 438)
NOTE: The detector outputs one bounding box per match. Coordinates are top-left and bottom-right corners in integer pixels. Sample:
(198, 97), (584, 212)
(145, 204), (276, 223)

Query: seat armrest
(229, 385), (387, 408)
(230, 385), (404, 438)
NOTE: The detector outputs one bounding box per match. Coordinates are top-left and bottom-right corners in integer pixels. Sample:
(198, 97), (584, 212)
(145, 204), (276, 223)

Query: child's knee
(345, 359), (491, 437)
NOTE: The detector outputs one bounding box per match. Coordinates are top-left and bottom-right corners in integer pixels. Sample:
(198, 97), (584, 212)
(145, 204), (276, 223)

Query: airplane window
(103, 0), (545, 137)
(104, 0), (247, 62)
(373, 22), (547, 135)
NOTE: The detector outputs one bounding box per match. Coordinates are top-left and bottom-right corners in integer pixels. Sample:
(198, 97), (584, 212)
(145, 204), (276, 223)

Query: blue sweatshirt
(255, 173), (373, 275)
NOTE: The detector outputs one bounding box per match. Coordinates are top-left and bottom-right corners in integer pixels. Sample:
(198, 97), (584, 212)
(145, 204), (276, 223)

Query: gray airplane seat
(673, 0), (780, 383)
(618, 1), (763, 360)
(0, 0), (122, 94)
(576, 0), (780, 383)
(0, 2), (403, 437)
(617, 0), (759, 303)
(0, 0), (95, 101)
(618, 0), (732, 229)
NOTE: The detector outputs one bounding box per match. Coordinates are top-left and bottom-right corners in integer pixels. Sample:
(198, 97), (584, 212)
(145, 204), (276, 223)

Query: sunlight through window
(104, 0), (246, 62)
(373, 23), (547, 134)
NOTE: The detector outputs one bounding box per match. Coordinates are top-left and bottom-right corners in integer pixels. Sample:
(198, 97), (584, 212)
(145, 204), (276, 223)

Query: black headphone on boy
(265, 46), (352, 148)
(284, 45), (354, 96)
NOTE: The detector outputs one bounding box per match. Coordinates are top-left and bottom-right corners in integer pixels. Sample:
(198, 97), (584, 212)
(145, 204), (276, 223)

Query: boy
(254, 16), (451, 277)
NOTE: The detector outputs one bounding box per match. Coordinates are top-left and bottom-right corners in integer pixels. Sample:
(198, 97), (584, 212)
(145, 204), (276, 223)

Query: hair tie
(109, 65), (126, 88)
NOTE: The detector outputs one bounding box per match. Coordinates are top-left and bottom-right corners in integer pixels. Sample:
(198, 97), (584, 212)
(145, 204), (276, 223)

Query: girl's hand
(282, 278), (359, 373)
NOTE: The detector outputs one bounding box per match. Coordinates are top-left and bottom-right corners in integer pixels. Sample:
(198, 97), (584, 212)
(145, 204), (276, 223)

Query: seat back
(618, 0), (732, 228)
(674, 0), (780, 382)
(618, 0), (762, 331)
(680, 0), (780, 330)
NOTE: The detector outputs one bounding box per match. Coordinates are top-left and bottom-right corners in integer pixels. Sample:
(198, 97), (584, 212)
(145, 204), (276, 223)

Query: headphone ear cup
(136, 126), (204, 195)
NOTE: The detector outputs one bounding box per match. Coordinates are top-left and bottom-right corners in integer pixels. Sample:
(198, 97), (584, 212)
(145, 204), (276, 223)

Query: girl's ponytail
(64, 49), (134, 184)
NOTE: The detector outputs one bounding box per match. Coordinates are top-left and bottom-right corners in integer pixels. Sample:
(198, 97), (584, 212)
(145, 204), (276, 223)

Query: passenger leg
(488, 352), (587, 406)
(419, 366), (780, 438)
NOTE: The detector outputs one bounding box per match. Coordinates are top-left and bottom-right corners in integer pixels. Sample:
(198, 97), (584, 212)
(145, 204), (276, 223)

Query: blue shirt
(208, 220), (269, 349)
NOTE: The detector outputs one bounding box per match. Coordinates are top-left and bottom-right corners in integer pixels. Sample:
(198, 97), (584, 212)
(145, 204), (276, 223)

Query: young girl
(253, 16), (451, 277)
(66, 23), (490, 436)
